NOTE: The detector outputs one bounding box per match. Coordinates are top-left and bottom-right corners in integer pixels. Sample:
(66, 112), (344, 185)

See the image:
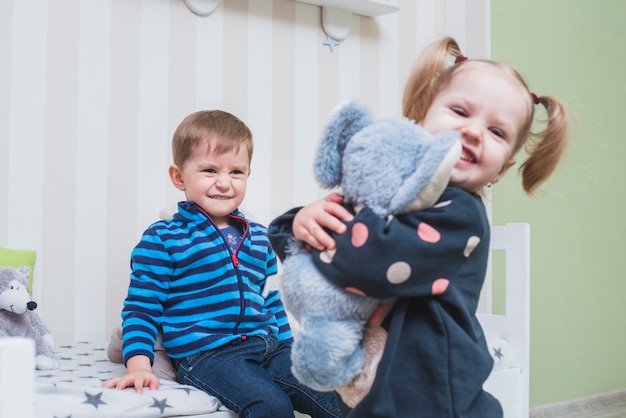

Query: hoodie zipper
(227, 213), (249, 335)
(191, 204), (250, 336)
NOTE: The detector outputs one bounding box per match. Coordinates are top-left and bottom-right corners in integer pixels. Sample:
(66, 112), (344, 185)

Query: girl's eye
(489, 128), (505, 138)
(451, 107), (467, 117)
(203, 168), (217, 174)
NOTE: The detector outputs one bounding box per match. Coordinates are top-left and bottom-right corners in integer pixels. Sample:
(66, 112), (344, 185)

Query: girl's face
(421, 64), (529, 193)
(169, 141), (250, 228)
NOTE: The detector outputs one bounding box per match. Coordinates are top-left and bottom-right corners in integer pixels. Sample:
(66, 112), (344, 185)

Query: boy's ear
(493, 158), (516, 184)
(169, 164), (186, 191)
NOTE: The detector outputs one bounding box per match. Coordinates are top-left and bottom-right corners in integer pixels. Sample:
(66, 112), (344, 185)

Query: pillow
(0, 247), (37, 295)
(107, 325), (177, 382)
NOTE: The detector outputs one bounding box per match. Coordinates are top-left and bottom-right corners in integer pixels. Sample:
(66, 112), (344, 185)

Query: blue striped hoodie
(121, 201), (293, 365)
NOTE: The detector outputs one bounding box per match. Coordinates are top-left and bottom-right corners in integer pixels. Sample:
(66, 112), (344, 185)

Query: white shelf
(295, 0), (399, 17)
(183, 0), (219, 16)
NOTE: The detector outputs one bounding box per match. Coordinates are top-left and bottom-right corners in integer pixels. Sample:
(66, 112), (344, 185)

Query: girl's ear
(493, 158), (516, 184)
(169, 164), (186, 191)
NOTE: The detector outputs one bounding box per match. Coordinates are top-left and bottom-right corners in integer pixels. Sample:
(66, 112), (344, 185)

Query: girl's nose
(460, 122), (482, 143)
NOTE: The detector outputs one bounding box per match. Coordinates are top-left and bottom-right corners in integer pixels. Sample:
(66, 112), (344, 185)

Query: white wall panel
(292, 2), (320, 207)
(7, 0), (48, 307)
(1, 0), (490, 343)
(245, 0), (274, 225)
(0, 0), (13, 244)
(377, 13), (400, 118)
(337, 18), (360, 104)
(104, 0), (142, 341)
(7, 0), (47, 246)
(444, 0), (467, 50)
(195, 5), (224, 111)
(137, 0), (170, 236)
(74, 0), (112, 341)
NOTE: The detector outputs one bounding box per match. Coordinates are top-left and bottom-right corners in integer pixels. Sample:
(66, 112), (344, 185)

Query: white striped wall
(0, 0), (490, 343)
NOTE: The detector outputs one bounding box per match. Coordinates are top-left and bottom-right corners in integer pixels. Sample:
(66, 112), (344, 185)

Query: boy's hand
(293, 193), (353, 251)
(102, 355), (160, 393)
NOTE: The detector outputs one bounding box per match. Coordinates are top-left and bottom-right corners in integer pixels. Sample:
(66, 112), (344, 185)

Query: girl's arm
(293, 193), (353, 251)
(268, 193), (353, 260)
(312, 188), (489, 299)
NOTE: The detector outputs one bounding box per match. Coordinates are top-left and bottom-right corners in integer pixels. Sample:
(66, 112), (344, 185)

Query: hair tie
(531, 93), (540, 105)
(455, 54), (468, 64)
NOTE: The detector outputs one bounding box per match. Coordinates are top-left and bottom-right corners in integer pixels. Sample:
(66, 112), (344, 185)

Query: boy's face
(169, 141), (250, 228)
(421, 64), (528, 193)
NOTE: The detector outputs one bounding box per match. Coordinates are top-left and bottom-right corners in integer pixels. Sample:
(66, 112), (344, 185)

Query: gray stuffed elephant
(280, 100), (460, 404)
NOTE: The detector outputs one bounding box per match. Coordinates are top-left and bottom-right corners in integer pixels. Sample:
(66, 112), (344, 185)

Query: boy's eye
(203, 168), (217, 173)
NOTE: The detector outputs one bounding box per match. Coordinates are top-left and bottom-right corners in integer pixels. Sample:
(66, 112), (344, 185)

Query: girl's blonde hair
(402, 36), (568, 195)
(172, 110), (253, 168)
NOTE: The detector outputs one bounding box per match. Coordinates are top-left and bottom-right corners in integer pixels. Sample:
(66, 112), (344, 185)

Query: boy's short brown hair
(172, 110), (253, 167)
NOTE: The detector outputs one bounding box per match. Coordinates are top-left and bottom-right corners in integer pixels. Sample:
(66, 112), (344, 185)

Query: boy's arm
(261, 244), (294, 344)
(264, 289), (294, 344)
(102, 355), (160, 393)
(121, 228), (171, 365)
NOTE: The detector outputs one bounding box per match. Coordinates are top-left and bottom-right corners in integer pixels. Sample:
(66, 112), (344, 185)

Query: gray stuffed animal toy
(0, 266), (57, 369)
(280, 100), (460, 404)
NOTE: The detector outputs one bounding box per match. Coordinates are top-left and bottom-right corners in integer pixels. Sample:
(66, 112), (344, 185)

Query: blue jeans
(175, 334), (342, 418)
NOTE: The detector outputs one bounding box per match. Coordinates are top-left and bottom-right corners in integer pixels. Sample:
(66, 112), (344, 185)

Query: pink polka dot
(431, 278), (449, 295)
(345, 287), (366, 296)
(351, 222), (369, 247)
(319, 249), (335, 264)
(386, 261), (411, 284)
(417, 222), (441, 243)
(463, 236), (480, 257)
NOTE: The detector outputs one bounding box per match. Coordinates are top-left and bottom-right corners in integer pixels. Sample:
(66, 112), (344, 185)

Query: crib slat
(0, 337), (35, 418)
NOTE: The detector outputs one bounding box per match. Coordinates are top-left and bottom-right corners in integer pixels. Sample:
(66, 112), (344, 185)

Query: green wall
(491, 1), (626, 408)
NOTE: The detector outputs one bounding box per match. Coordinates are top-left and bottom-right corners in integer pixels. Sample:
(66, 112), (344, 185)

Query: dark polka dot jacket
(269, 187), (503, 418)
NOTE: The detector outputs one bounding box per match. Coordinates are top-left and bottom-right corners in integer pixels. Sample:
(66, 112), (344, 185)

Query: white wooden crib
(0, 223), (529, 418)
(480, 223), (531, 418)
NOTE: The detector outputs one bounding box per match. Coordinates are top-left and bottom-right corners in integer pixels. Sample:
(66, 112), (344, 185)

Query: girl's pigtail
(519, 95), (569, 194)
(402, 37), (462, 122)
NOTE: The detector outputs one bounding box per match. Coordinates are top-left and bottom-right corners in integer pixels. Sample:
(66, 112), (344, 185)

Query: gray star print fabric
(34, 342), (236, 418)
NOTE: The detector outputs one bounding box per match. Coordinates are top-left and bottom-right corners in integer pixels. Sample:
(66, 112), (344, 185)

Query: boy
(103, 110), (341, 418)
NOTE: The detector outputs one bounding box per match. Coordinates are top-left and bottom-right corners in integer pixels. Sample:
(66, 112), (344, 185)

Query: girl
(268, 36), (568, 417)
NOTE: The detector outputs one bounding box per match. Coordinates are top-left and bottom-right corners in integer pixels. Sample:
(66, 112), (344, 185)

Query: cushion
(107, 325), (177, 382)
(0, 247), (37, 295)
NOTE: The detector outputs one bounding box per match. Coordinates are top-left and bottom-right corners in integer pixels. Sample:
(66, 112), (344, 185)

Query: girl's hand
(102, 355), (160, 393)
(293, 193), (353, 251)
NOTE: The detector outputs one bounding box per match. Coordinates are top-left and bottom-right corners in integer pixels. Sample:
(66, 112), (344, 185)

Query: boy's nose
(215, 175), (230, 189)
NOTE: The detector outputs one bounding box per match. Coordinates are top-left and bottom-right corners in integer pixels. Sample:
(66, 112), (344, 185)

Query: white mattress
(35, 341), (237, 418)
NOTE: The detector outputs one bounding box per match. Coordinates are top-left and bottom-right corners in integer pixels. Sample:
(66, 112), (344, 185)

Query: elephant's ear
(314, 100), (374, 188)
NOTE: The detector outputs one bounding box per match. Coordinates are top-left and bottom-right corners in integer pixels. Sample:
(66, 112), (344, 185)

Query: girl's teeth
(460, 152), (474, 162)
